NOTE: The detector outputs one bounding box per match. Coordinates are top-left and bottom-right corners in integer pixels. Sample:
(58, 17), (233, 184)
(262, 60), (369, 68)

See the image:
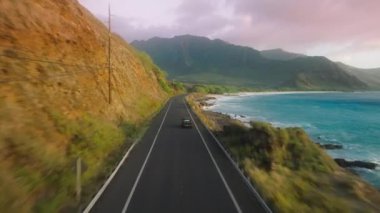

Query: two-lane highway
(85, 96), (270, 213)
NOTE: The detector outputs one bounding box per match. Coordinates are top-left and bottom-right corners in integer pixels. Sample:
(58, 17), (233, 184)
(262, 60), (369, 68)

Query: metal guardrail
(186, 100), (273, 213)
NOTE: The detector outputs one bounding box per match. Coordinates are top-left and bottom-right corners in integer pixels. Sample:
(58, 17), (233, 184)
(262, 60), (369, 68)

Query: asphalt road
(87, 95), (270, 213)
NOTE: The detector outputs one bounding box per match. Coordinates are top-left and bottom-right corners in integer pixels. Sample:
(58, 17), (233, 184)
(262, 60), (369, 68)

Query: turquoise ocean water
(209, 92), (380, 188)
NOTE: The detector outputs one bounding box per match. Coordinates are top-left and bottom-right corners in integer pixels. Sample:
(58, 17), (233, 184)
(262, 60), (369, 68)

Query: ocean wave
(235, 91), (336, 97)
(367, 155), (380, 166)
(209, 92), (333, 105)
(344, 143), (363, 150)
(221, 112), (318, 130)
(267, 121), (317, 130)
(208, 94), (238, 102)
(206, 91), (380, 188)
(226, 113), (252, 122)
(316, 135), (341, 143)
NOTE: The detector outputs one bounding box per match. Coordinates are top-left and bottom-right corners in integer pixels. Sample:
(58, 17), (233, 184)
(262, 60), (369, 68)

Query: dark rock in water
(198, 97), (217, 107)
(199, 101), (215, 107)
(204, 97), (216, 101)
(317, 143), (343, 150)
(334, 158), (377, 170)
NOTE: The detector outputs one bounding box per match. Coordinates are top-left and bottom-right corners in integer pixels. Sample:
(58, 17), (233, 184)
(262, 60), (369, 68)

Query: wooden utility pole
(76, 157), (82, 203)
(108, 3), (112, 104)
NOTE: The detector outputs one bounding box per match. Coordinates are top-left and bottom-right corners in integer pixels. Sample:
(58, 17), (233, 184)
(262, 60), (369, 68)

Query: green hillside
(337, 62), (380, 89)
(260, 48), (306, 61)
(132, 35), (368, 90)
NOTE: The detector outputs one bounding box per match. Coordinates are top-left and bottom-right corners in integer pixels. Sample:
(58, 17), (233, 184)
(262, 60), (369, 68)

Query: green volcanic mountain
(337, 62), (380, 89)
(260, 48), (306, 61)
(132, 35), (368, 90)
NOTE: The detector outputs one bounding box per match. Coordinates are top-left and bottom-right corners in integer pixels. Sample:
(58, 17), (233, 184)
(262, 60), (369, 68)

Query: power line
(3, 83), (110, 104)
(0, 45), (35, 54)
(0, 54), (107, 69)
(0, 66), (105, 84)
(0, 45), (108, 68)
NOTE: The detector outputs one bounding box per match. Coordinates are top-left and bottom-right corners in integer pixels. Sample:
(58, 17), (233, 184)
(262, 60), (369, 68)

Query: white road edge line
(184, 100), (243, 213)
(83, 101), (172, 213)
(83, 142), (137, 213)
(185, 100), (272, 213)
(121, 101), (172, 213)
(204, 119), (273, 213)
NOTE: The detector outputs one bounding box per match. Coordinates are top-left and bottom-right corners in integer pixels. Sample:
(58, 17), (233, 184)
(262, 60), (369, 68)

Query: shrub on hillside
(222, 121), (336, 173)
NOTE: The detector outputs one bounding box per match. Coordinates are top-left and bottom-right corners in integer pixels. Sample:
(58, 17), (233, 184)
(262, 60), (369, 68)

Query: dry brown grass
(0, 0), (171, 212)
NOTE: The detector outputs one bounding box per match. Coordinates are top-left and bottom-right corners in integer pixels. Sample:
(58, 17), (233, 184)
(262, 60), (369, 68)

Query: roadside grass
(186, 93), (380, 213)
(40, 107), (163, 212)
(32, 111), (127, 212)
(0, 0), (172, 212)
(134, 50), (173, 94)
(0, 100), (163, 213)
(0, 43), (170, 212)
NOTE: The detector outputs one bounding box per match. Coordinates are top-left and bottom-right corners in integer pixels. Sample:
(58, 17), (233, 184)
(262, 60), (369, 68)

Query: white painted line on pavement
(121, 101), (172, 213)
(205, 122), (273, 213)
(184, 100), (243, 213)
(185, 99), (272, 213)
(83, 141), (137, 213)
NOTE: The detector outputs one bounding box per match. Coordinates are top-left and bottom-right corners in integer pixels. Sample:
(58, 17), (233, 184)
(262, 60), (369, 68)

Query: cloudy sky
(79, 0), (380, 68)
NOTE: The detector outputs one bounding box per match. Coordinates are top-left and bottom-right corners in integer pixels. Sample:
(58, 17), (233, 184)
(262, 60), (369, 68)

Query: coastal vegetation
(134, 50), (173, 93)
(188, 84), (253, 94)
(186, 94), (380, 212)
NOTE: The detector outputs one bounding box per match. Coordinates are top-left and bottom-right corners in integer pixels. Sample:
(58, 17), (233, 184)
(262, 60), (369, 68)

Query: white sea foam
(208, 109), (316, 131)
(235, 91), (336, 97)
(316, 135), (341, 143)
(205, 91), (337, 109)
(203, 91), (380, 188)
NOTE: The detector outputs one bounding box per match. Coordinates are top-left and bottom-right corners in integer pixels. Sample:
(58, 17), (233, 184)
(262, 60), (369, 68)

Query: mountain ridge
(337, 62), (380, 89)
(132, 35), (368, 90)
(260, 48), (307, 61)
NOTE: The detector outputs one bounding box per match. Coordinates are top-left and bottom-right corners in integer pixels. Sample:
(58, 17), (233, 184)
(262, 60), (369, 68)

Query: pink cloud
(230, 0), (380, 46)
(79, 0), (380, 68)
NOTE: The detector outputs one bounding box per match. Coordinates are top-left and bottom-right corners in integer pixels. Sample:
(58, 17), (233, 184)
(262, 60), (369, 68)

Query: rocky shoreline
(201, 94), (379, 172)
(188, 93), (380, 211)
(198, 96), (216, 108)
(334, 158), (378, 170)
(316, 143), (343, 150)
(316, 144), (378, 170)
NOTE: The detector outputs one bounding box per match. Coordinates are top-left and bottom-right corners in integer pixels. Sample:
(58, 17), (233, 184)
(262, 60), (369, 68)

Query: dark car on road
(181, 118), (192, 128)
